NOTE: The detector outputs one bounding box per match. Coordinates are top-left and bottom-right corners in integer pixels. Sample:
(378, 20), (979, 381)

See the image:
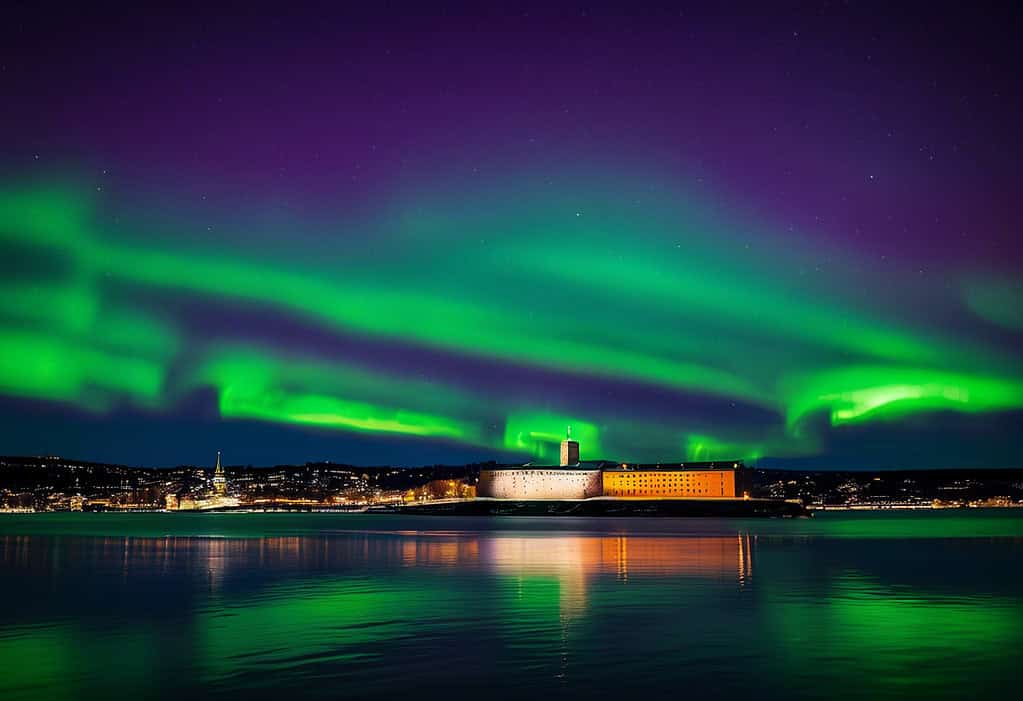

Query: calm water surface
(1, 511), (1021, 700)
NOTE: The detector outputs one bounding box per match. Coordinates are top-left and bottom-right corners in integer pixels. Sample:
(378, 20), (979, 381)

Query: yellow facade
(404, 479), (476, 502)
(602, 468), (739, 498)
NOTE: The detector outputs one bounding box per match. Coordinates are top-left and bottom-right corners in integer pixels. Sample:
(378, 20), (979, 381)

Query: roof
(602, 461), (745, 472)
(488, 460), (617, 470)
(484, 460), (743, 472)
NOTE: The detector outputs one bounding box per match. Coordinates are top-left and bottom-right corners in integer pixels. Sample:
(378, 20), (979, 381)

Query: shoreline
(372, 497), (810, 517)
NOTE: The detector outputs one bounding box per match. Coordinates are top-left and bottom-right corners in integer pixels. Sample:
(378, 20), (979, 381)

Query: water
(1, 511), (1021, 700)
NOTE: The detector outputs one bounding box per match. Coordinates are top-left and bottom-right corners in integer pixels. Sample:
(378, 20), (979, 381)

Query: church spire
(213, 450), (227, 496)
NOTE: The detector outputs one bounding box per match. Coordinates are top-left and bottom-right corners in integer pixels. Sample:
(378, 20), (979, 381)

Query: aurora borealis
(1, 3), (1020, 467)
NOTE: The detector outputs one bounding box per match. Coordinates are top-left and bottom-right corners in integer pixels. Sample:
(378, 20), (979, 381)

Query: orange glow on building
(404, 479), (476, 502)
(601, 464), (746, 498)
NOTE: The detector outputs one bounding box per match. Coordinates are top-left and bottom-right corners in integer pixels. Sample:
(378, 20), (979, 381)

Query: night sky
(1, 2), (1020, 468)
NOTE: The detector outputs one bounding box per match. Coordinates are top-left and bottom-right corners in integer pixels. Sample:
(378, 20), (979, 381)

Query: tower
(560, 426), (579, 467)
(213, 450), (227, 496)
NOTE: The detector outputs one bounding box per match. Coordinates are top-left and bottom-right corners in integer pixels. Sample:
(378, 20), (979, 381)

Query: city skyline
(2, 3), (1021, 469)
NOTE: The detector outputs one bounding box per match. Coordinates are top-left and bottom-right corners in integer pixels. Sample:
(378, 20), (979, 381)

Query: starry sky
(1, 2), (1020, 468)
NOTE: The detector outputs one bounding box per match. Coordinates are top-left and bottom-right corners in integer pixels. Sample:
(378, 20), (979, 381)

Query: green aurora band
(1, 180), (1021, 462)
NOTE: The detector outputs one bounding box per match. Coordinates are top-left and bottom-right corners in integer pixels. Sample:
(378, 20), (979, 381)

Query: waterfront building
(602, 462), (749, 498)
(477, 465), (605, 499)
(476, 429), (749, 500)
(404, 479), (477, 502)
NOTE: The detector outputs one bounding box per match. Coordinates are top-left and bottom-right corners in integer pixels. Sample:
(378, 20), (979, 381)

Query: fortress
(477, 428), (750, 500)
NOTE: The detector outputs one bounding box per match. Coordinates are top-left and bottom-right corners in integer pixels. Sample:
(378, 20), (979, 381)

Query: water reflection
(482, 533), (753, 581)
(0, 516), (1021, 701)
(0, 532), (754, 587)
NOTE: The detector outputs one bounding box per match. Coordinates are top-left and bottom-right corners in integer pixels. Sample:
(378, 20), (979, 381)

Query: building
(476, 466), (605, 499)
(602, 462), (749, 498)
(404, 479), (477, 502)
(213, 451), (227, 496)
(560, 426), (580, 467)
(476, 428), (749, 500)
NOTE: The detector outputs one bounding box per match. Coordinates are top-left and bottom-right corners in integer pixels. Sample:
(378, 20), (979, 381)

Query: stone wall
(477, 469), (603, 499)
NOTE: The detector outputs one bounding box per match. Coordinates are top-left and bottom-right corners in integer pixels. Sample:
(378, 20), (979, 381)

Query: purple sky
(1, 2), (1020, 466)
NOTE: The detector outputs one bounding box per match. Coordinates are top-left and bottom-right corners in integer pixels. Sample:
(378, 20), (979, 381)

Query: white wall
(477, 469), (603, 499)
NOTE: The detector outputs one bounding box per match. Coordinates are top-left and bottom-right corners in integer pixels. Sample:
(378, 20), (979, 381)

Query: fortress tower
(560, 426), (580, 467)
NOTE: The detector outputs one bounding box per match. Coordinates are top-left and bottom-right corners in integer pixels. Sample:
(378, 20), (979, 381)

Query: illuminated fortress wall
(477, 468), (603, 499)
(477, 461), (749, 500)
(602, 467), (741, 498)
